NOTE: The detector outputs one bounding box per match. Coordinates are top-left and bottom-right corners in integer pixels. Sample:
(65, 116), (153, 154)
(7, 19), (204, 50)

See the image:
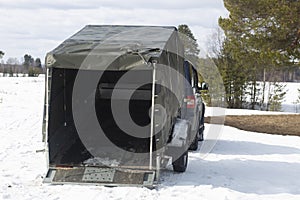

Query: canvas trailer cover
(43, 25), (186, 187)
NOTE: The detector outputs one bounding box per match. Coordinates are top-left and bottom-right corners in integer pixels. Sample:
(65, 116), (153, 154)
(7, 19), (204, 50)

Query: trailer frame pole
(43, 67), (51, 169)
(149, 62), (157, 170)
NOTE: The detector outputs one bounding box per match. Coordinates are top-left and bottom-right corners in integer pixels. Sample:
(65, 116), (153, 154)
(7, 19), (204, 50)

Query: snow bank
(205, 107), (298, 116)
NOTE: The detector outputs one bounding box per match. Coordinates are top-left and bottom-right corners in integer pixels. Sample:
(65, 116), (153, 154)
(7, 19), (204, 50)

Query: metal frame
(43, 61), (164, 187)
(43, 167), (156, 188)
(42, 67), (52, 170)
(149, 62), (156, 170)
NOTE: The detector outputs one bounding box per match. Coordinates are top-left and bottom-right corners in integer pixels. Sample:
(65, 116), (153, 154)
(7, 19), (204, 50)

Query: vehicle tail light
(186, 95), (195, 109)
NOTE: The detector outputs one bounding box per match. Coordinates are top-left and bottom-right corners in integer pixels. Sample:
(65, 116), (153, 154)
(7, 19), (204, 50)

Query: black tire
(198, 103), (205, 141)
(189, 131), (198, 151)
(172, 151), (188, 172)
(198, 126), (204, 141)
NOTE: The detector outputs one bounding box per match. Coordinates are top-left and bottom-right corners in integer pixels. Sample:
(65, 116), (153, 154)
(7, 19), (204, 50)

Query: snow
(282, 82), (300, 113)
(246, 82), (300, 113)
(205, 107), (299, 116)
(1, 76), (300, 200)
(205, 82), (300, 116)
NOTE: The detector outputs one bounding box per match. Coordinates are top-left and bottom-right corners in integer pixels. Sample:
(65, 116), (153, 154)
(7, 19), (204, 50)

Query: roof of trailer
(46, 25), (182, 70)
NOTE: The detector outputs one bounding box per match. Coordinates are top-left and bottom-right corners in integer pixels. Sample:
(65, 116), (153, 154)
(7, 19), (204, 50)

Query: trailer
(42, 25), (202, 187)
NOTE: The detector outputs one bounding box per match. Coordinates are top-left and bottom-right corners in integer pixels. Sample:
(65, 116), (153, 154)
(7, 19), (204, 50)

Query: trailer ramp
(44, 167), (156, 187)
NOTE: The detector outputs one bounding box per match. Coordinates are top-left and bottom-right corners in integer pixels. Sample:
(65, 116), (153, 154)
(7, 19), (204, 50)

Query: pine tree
(178, 24), (200, 62)
(34, 58), (42, 68)
(23, 54), (34, 70)
(218, 0), (300, 109)
(220, 0), (300, 64)
(8, 67), (14, 77)
(0, 51), (4, 59)
(268, 83), (287, 112)
(211, 37), (248, 108)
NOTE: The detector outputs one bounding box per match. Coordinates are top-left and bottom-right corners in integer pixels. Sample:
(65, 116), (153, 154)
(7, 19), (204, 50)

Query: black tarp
(46, 25), (183, 70)
(45, 25), (185, 167)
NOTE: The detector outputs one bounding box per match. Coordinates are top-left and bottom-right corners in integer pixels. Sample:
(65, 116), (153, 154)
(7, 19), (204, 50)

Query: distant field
(205, 115), (300, 136)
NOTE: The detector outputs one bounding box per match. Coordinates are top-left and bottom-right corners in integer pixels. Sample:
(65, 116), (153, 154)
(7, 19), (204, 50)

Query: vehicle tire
(198, 103), (205, 141)
(172, 151), (188, 172)
(198, 126), (204, 141)
(189, 131), (198, 151)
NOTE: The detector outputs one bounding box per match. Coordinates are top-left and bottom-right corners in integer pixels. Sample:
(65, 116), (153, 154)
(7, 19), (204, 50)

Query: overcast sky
(0, 0), (228, 63)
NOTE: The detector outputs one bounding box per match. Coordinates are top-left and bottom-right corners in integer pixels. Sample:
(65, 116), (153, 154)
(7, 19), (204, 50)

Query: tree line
(0, 53), (44, 77)
(2, 16), (300, 111)
(205, 0), (300, 111)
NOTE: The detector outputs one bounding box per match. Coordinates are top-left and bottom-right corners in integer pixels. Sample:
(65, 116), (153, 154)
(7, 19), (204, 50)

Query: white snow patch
(205, 107), (298, 116)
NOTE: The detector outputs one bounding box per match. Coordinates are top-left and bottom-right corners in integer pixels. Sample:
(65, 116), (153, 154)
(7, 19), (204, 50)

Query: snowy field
(1, 76), (300, 200)
(282, 82), (300, 113)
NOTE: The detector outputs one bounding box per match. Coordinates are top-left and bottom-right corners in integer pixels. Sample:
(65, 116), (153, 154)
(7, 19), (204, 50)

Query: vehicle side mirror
(198, 82), (208, 90)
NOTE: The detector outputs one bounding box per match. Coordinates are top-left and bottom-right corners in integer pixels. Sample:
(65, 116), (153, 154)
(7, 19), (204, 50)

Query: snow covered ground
(1, 77), (300, 200)
(244, 82), (300, 113)
(282, 82), (300, 113)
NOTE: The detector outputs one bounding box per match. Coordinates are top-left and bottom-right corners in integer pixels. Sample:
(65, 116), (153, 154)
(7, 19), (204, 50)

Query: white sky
(0, 0), (229, 63)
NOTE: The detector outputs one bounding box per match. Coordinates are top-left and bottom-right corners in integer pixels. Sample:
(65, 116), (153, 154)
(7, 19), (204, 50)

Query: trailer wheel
(172, 151), (188, 172)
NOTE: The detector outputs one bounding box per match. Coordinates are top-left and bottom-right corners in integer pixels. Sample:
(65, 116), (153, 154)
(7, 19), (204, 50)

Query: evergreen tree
(23, 54), (34, 70)
(220, 0), (300, 64)
(28, 67), (40, 77)
(178, 24), (200, 62)
(34, 58), (42, 68)
(0, 51), (4, 59)
(218, 0), (300, 109)
(268, 83), (287, 111)
(8, 67), (14, 77)
(210, 36), (248, 108)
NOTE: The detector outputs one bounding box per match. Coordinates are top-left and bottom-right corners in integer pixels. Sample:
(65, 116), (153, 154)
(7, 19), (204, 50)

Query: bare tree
(6, 57), (20, 65)
(206, 27), (225, 58)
